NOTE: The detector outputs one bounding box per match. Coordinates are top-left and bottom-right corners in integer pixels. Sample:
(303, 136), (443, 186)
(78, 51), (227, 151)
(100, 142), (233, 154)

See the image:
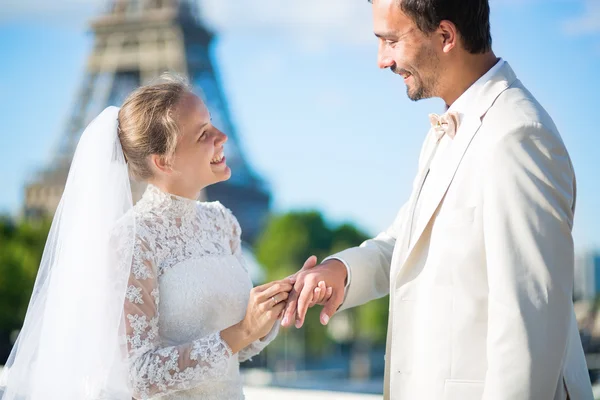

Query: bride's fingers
(270, 302), (287, 320)
(254, 278), (293, 293)
(263, 291), (290, 307)
(258, 282), (293, 302)
(257, 278), (293, 293)
(277, 308), (285, 319)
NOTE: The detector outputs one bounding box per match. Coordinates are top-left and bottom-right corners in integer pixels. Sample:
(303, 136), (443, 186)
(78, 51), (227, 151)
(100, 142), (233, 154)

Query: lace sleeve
(220, 206), (280, 361)
(125, 228), (233, 399)
(238, 324), (280, 362)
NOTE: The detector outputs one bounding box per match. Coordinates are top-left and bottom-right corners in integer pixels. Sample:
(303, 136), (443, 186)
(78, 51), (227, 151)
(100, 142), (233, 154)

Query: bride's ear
(149, 154), (172, 174)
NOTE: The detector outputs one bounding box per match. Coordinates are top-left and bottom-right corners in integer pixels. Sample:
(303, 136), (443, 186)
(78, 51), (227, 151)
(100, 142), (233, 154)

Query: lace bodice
(125, 184), (277, 400)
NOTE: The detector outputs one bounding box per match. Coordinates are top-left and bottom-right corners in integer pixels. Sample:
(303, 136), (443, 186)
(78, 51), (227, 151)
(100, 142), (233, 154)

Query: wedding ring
(271, 296), (278, 306)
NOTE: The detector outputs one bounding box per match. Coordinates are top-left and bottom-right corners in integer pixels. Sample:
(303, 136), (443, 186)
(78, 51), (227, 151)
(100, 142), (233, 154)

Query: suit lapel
(406, 115), (482, 255)
(388, 144), (436, 279)
(395, 62), (519, 276)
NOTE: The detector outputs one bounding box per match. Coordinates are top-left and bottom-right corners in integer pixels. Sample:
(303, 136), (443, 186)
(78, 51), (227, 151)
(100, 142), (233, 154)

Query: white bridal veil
(0, 107), (136, 399)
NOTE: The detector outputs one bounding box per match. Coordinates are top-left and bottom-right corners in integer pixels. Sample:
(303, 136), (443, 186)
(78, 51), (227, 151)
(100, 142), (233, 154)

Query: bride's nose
(215, 129), (228, 145)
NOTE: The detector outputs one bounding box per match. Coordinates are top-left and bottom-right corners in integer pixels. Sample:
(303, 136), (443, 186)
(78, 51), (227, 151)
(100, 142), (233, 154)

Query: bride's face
(166, 93), (231, 194)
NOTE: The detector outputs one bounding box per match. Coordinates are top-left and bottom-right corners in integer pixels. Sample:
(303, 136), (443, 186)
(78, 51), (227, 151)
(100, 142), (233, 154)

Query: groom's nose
(377, 50), (395, 70)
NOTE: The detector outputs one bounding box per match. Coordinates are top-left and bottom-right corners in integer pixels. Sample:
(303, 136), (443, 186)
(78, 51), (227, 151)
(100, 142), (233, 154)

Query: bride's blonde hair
(117, 74), (192, 180)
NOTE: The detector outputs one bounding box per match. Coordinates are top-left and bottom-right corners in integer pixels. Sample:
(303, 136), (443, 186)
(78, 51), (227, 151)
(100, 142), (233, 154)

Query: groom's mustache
(391, 65), (411, 77)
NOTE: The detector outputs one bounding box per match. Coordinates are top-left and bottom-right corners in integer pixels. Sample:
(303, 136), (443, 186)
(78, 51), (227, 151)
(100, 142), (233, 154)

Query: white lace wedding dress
(124, 184), (277, 399)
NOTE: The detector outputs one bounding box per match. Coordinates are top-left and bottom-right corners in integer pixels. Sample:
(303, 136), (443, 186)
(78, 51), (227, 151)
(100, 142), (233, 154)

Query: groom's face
(373, 0), (441, 101)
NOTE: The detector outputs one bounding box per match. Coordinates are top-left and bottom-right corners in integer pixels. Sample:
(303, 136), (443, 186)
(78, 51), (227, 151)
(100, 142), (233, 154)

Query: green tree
(0, 217), (51, 338)
(256, 211), (332, 281)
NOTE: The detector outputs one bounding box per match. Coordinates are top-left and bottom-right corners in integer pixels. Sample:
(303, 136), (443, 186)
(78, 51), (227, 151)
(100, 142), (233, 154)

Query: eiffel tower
(24, 0), (271, 243)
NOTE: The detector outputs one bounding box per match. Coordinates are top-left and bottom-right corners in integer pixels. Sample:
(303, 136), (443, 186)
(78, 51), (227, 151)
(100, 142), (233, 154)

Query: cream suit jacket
(330, 62), (593, 400)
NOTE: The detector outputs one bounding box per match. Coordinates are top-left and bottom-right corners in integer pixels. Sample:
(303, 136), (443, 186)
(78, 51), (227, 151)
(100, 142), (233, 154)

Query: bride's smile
(210, 149), (226, 166)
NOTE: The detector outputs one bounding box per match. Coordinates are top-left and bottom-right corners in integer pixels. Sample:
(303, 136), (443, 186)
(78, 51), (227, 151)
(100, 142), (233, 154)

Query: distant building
(575, 251), (600, 301)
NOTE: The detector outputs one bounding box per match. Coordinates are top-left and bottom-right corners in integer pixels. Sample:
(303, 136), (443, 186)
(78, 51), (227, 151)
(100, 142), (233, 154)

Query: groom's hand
(282, 258), (347, 329)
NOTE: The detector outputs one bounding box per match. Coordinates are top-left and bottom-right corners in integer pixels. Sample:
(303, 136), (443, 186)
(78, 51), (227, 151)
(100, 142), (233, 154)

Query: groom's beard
(392, 66), (427, 101)
(405, 71), (427, 101)
(393, 48), (440, 102)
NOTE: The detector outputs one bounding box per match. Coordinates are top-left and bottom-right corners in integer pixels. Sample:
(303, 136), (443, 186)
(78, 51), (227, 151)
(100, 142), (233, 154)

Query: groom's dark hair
(369, 0), (492, 54)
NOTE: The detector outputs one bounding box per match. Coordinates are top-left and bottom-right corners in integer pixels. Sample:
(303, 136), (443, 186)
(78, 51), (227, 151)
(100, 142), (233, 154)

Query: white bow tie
(429, 111), (460, 141)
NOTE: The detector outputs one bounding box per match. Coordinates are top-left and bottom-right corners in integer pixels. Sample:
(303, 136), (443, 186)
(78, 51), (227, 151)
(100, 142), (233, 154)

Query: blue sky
(1, 0), (599, 252)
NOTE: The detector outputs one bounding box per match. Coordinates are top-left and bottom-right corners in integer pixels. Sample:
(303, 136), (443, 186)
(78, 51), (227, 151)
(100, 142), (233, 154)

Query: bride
(0, 76), (330, 400)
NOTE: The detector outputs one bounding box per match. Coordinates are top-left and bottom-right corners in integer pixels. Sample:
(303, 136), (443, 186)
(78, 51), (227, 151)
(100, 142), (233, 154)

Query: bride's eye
(198, 131), (206, 141)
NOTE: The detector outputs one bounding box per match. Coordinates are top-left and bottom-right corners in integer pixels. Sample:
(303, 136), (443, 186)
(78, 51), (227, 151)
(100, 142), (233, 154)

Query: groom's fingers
(317, 281), (327, 303)
(309, 287), (320, 307)
(323, 286), (333, 303)
(281, 282), (302, 327)
(310, 282), (327, 307)
(320, 290), (344, 325)
(286, 255), (317, 282)
(281, 256), (316, 327)
(302, 255), (318, 271)
(296, 280), (318, 328)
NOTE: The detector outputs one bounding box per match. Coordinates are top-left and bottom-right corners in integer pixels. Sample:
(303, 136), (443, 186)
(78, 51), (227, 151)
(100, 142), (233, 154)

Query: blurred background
(0, 0), (599, 398)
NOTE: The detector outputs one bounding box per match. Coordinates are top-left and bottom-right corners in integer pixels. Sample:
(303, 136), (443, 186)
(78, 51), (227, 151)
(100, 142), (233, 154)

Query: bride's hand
(240, 278), (293, 342)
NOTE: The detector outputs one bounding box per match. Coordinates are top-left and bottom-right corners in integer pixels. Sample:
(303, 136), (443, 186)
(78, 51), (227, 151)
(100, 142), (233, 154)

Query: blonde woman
(0, 78), (330, 400)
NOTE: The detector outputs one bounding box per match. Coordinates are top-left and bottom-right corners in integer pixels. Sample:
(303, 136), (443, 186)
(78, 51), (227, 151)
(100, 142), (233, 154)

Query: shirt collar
(447, 58), (505, 117)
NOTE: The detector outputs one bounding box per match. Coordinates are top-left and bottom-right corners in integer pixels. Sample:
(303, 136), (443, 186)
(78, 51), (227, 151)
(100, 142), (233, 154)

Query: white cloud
(563, 0), (600, 36)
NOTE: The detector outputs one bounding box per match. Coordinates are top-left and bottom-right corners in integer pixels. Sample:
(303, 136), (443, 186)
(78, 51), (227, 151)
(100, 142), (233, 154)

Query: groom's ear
(437, 20), (458, 53)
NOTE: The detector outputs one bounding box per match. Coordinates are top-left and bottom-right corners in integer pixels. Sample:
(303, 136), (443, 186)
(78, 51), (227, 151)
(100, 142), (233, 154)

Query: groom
(281, 0), (594, 399)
